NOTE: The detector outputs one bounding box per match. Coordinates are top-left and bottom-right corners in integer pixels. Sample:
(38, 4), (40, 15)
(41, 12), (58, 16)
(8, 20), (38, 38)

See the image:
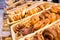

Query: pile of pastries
(3, 0), (60, 40)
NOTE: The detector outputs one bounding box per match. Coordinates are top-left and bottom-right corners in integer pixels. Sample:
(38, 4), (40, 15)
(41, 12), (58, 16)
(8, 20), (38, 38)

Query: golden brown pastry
(24, 19), (60, 40)
(3, 1), (37, 29)
(7, 2), (55, 24)
(5, 1), (37, 14)
(11, 4), (60, 40)
(5, 0), (25, 6)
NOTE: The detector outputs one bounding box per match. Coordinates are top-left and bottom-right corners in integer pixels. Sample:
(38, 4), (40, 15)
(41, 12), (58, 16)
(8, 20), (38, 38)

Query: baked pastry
(4, 1), (36, 12)
(7, 2), (55, 24)
(3, 1), (37, 28)
(2, 36), (11, 40)
(11, 4), (60, 40)
(5, 0), (25, 6)
(5, 37), (11, 40)
(20, 19), (60, 40)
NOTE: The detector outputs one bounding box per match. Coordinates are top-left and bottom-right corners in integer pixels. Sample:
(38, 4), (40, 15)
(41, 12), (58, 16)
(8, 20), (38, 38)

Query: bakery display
(20, 19), (60, 40)
(5, 0), (25, 6)
(7, 2), (55, 25)
(3, 1), (37, 30)
(3, 1), (60, 40)
(11, 4), (60, 40)
(4, 1), (37, 12)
